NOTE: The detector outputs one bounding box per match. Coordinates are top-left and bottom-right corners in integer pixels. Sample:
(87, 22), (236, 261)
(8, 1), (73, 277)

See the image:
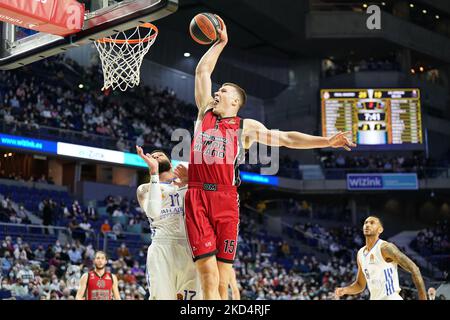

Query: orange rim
(96, 23), (158, 44)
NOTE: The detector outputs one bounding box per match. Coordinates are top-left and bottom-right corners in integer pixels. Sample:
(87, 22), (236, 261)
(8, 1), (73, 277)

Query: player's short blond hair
(223, 82), (247, 109)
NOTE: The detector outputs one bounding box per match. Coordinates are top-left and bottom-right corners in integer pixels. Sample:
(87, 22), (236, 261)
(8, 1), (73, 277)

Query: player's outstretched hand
(136, 145), (159, 175)
(215, 15), (228, 44)
(327, 131), (357, 151)
(173, 164), (188, 187)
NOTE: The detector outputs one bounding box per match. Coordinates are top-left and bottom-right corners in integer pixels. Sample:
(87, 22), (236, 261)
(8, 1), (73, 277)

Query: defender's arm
(136, 178), (162, 223)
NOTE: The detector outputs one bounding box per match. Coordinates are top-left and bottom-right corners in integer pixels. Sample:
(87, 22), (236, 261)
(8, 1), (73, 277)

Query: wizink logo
(0, 136), (43, 150)
(366, 5), (381, 30)
(347, 175), (383, 189)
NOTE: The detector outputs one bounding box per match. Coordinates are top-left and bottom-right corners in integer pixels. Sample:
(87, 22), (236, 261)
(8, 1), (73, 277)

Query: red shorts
(184, 182), (239, 264)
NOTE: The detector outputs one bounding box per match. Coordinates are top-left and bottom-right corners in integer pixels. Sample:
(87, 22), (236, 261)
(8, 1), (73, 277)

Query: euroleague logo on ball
(189, 13), (223, 45)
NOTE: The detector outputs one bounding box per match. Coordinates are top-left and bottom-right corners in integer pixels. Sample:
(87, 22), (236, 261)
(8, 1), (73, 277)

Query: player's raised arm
(381, 242), (427, 300)
(195, 16), (228, 116)
(112, 274), (121, 300)
(335, 258), (366, 299)
(242, 119), (356, 151)
(75, 273), (88, 300)
(136, 146), (162, 221)
(173, 164), (189, 187)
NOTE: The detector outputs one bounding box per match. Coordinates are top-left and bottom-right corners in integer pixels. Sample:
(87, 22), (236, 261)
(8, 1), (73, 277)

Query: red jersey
(189, 109), (245, 186)
(85, 270), (114, 300)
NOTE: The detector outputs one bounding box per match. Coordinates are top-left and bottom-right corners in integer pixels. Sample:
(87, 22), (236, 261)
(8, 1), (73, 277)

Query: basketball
(189, 13), (222, 45)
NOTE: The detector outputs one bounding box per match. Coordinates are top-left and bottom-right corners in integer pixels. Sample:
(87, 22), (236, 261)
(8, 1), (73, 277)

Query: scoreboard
(321, 88), (423, 150)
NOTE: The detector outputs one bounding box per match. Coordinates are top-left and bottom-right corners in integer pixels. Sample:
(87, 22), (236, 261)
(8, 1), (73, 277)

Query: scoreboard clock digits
(321, 88), (422, 150)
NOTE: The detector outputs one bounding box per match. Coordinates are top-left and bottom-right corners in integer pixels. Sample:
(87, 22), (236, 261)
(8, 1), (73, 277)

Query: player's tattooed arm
(381, 242), (427, 300)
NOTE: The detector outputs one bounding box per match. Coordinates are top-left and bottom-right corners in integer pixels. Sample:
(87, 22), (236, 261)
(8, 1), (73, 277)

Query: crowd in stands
(0, 171), (54, 185)
(322, 57), (401, 77)
(0, 202), (439, 300)
(286, 199), (352, 222)
(412, 220), (450, 256)
(0, 236), (148, 300)
(2, 55), (448, 181)
(0, 196), (31, 225)
(318, 152), (438, 179)
(320, 153), (428, 171)
(33, 195), (150, 243)
(0, 56), (197, 153)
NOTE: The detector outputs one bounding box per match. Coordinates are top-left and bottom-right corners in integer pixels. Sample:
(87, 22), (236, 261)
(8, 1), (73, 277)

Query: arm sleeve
(142, 175), (162, 222)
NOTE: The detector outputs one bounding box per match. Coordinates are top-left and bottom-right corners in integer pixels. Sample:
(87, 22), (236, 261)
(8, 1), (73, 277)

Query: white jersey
(357, 239), (402, 300)
(137, 179), (187, 240)
(137, 175), (202, 300)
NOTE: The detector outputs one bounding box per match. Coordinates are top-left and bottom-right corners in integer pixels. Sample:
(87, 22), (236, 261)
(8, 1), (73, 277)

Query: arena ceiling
(156, 0), (449, 65)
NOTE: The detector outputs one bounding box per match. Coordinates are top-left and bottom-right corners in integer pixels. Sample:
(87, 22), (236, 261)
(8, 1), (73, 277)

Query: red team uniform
(185, 109), (245, 263)
(85, 271), (114, 300)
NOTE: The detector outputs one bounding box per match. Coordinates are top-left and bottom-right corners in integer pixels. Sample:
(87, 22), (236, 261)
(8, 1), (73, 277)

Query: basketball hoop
(94, 23), (158, 91)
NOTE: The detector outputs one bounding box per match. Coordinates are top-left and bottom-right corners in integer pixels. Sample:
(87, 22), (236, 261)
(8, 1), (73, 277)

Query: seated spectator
(130, 261), (144, 277)
(117, 243), (130, 260)
(10, 278), (29, 299)
(67, 247), (82, 264)
(44, 245), (54, 261)
(37, 174), (48, 184)
(1, 251), (13, 276)
(68, 218), (85, 243)
(79, 218), (92, 233)
(123, 270), (137, 284)
(0, 278), (12, 300)
(71, 201), (82, 217)
(33, 246), (46, 262)
(16, 264), (35, 285)
(86, 205), (98, 221)
(112, 221), (124, 239)
(113, 208), (124, 217)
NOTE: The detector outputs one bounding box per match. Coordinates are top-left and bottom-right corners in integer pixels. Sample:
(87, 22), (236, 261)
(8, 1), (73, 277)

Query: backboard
(0, 0), (178, 70)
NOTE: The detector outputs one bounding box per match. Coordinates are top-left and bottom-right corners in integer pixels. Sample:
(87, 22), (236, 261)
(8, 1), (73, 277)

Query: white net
(94, 23), (158, 91)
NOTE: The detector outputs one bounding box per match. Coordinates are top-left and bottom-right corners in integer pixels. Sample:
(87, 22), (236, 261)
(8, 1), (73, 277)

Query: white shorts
(146, 239), (202, 300)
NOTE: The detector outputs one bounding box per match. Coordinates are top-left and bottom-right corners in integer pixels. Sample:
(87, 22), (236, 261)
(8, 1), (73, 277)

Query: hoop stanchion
(94, 23), (158, 91)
